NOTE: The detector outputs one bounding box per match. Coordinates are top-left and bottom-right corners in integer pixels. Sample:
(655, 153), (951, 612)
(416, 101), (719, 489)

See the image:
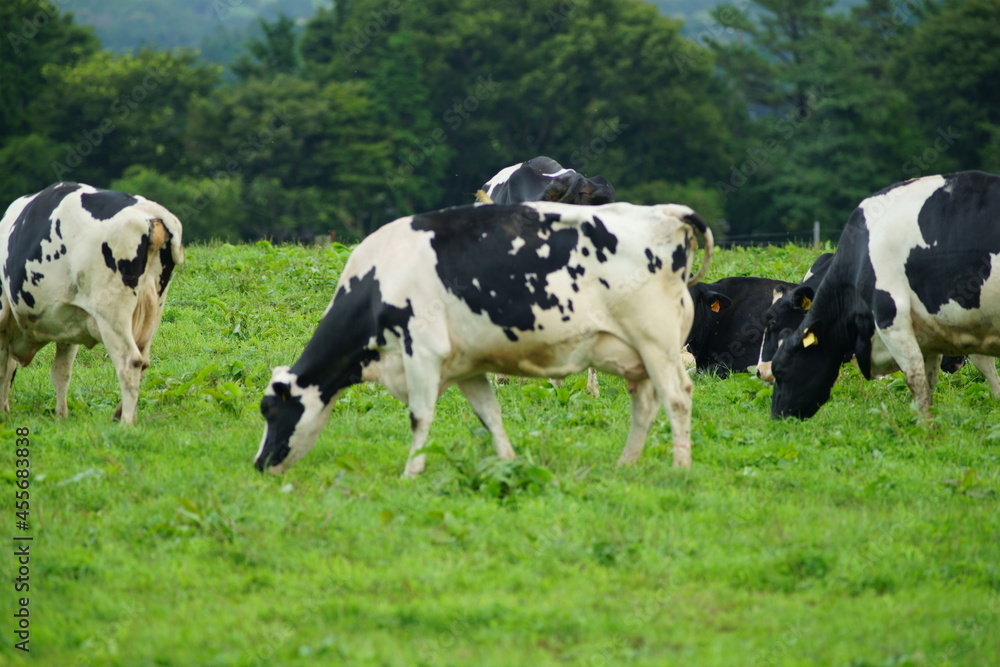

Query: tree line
(1, 0), (997, 243)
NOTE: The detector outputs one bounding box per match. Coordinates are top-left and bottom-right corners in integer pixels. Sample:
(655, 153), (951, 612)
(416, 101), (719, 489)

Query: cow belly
(12, 304), (100, 352)
(911, 308), (1000, 356)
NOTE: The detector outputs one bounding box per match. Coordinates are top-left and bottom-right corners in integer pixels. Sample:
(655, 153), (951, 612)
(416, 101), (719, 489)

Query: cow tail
(682, 212), (713, 287)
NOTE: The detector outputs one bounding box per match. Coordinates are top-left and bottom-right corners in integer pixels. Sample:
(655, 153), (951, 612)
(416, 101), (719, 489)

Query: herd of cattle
(1, 161), (998, 476)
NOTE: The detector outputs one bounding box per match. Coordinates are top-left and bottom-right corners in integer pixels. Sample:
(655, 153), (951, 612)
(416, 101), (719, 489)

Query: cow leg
(586, 367), (600, 397)
(616, 377), (659, 466)
(0, 343), (17, 414)
(93, 318), (144, 425)
(51, 343), (79, 417)
(969, 355), (1000, 398)
(638, 348), (694, 467)
(896, 351), (933, 418)
(924, 353), (942, 397)
(456, 375), (516, 461)
(402, 356), (444, 478)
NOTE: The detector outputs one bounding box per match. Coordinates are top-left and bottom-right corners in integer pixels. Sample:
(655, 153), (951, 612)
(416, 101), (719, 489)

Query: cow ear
(792, 286), (815, 311)
(802, 328), (819, 348)
(853, 311), (876, 379)
(272, 381), (292, 401)
(708, 292), (732, 313)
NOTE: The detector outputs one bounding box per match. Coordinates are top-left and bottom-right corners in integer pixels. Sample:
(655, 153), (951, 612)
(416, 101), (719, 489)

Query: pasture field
(1, 241), (998, 666)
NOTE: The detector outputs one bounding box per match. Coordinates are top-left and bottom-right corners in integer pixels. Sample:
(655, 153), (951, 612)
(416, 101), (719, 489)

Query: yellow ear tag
(710, 300), (721, 313)
(802, 331), (818, 348)
(800, 296), (812, 311)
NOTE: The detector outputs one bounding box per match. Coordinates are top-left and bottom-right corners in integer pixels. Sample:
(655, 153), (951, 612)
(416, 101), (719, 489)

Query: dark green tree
(231, 15), (301, 81)
(28, 48), (220, 187)
(894, 0), (1000, 173)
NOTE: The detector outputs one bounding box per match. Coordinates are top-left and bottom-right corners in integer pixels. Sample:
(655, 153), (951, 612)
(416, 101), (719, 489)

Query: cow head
(770, 294), (875, 419)
(482, 156), (616, 206)
(542, 171), (616, 205)
(686, 283), (733, 360)
(255, 366), (334, 473)
(757, 284), (814, 382)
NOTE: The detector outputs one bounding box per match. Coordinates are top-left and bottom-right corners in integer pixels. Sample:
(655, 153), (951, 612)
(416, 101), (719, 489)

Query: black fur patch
(5, 182), (81, 308)
(905, 171), (1000, 314)
(80, 190), (137, 221)
(580, 215), (617, 263)
(293, 268), (414, 402)
(410, 205), (580, 342)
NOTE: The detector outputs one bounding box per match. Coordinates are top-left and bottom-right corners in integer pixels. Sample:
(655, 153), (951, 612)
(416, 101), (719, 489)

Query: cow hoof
(672, 444), (692, 469)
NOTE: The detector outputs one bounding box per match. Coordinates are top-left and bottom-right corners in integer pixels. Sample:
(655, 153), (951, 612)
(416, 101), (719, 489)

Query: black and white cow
(256, 201), (712, 476)
(756, 253), (994, 386)
(0, 182), (183, 423)
(479, 156), (615, 206)
(771, 171), (1000, 419)
(687, 276), (798, 377)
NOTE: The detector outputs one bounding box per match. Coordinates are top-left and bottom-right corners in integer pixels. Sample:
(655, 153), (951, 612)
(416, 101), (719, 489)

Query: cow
(0, 182), (183, 424)
(477, 156), (617, 395)
(687, 276), (798, 377)
(478, 156), (615, 207)
(757, 254), (1000, 392)
(255, 201), (712, 477)
(771, 171), (1000, 419)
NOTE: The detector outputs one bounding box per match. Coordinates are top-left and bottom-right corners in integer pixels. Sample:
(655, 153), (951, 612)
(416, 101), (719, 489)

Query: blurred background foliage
(2, 0), (997, 243)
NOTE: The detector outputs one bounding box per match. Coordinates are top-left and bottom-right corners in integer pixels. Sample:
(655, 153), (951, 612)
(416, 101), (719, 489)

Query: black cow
(772, 171), (1000, 419)
(479, 156), (615, 206)
(756, 253), (835, 382)
(687, 277), (797, 377)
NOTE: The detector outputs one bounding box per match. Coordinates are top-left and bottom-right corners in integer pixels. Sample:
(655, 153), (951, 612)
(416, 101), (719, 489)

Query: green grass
(1, 241), (998, 666)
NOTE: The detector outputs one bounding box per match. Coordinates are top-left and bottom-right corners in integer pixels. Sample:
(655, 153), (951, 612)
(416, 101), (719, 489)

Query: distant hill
(67, 0), (321, 62)
(68, 0), (862, 63)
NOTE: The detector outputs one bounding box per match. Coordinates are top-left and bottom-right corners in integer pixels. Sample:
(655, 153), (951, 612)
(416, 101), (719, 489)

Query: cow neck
(290, 268), (413, 404)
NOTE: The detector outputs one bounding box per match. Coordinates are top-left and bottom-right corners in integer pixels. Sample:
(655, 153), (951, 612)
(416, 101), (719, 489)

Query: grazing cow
(479, 156), (615, 206)
(771, 171), (1000, 419)
(687, 276), (798, 377)
(0, 182), (183, 423)
(478, 156), (617, 395)
(755, 253), (835, 382)
(256, 201), (712, 476)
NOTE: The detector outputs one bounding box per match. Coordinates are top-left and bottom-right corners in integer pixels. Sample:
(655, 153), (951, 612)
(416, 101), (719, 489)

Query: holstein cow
(478, 156), (615, 206)
(0, 182), (183, 423)
(477, 156), (617, 395)
(757, 252), (999, 390)
(687, 276), (798, 377)
(256, 201), (712, 477)
(771, 171), (1000, 419)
